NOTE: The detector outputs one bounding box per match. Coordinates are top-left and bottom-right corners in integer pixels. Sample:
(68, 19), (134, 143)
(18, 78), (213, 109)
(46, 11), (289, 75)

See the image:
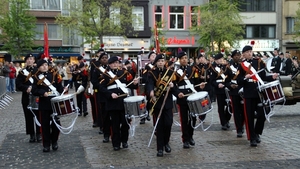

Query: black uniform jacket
(174, 65), (196, 105)
(147, 67), (180, 110)
(225, 62), (242, 96)
(16, 66), (36, 104)
(91, 61), (108, 102)
(72, 70), (88, 89)
(194, 63), (212, 91)
(237, 58), (274, 99)
(210, 62), (231, 95)
(99, 68), (138, 111)
(31, 70), (64, 111)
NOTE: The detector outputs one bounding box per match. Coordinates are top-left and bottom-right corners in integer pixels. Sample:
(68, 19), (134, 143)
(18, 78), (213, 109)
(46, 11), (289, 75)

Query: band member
(91, 52), (111, 141)
(32, 59), (67, 152)
(174, 51), (197, 149)
(16, 53), (41, 143)
(194, 54), (211, 93)
(225, 50), (244, 137)
(237, 45), (278, 147)
(99, 56), (139, 151)
(292, 56), (299, 76)
(211, 53), (232, 130)
(72, 62), (88, 116)
(140, 52), (156, 124)
(87, 57), (98, 127)
(147, 54), (179, 157)
(271, 48), (281, 73)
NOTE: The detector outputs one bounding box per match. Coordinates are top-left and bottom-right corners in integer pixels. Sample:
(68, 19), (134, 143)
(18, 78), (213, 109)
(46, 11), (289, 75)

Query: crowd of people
(11, 45), (300, 156)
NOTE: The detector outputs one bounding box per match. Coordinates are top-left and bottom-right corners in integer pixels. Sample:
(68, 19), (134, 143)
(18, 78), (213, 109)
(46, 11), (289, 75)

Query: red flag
(154, 22), (160, 54)
(44, 23), (49, 58)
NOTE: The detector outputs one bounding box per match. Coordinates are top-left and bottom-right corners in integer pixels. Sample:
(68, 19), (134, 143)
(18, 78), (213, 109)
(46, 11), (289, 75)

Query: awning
(253, 51), (274, 57)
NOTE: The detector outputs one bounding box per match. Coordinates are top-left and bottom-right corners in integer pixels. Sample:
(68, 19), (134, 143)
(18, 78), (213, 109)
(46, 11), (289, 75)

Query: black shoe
(146, 115), (151, 121)
(183, 142), (190, 149)
(99, 130), (104, 134)
(113, 147), (120, 151)
(78, 113), (82, 116)
(29, 134), (36, 143)
(92, 123), (98, 128)
(226, 122), (230, 129)
(250, 140), (257, 147)
(237, 132), (243, 138)
(189, 138), (195, 146)
(52, 142), (58, 151)
(122, 142), (128, 148)
(43, 147), (50, 152)
(164, 144), (171, 153)
(157, 150), (163, 157)
(83, 112), (88, 117)
(256, 134), (261, 143)
(140, 118), (145, 124)
(36, 134), (42, 142)
(103, 137), (109, 143)
(221, 125), (228, 130)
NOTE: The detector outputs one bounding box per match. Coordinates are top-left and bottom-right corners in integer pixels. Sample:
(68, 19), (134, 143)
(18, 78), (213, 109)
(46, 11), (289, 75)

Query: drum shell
(124, 96), (147, 117)
(28, 95), (39, 110)
(51, 94), (78, 116)
(259, 80), (285, 104)
(187, 92), (212, 116)
(138, 84), (146, 95)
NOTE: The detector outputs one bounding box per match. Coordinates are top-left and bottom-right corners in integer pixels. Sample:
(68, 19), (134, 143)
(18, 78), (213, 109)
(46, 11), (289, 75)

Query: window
(132, 7), (144, 31)
(245, 25), (275, 39)
(240, 0), (275, 12)
(110, 7), (120, 26)
(169, 6), (184, 30)
(62, 0), (82, 16)
(62, 27), (82, 46)
(190, 6), (200, 27)
(154, 5), (163, 28)
(29, 0), (60, 10)
(35, 24), (61, 40)
(286, 17), (295, 34)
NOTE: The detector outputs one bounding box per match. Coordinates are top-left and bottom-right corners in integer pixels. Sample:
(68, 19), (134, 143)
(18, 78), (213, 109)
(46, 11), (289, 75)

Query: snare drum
(51, 94), (78, 116)
(259, 80), (285, 104)
(187, 91), (212, 116)
(172, 95), (179, 114)
(124, 96), (146, 117)
(27, 95), (39, 110)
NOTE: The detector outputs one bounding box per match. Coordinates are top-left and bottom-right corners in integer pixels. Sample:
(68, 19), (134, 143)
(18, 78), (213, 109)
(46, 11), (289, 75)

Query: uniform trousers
(109, 110), (129, 147)
(230, 95), (244, 133)
(22, 103), (40, 135)
(178, 104), (196, 143)
(243, 98), (266, 141)
(216, 94), (231, 126)
(41, 110), (60, 147)
(153, 108), (173, 151)
(89, 94), (97, 124)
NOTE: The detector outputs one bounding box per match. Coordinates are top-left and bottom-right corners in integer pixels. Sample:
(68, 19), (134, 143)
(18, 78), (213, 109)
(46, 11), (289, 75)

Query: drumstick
(244, 68), (265, 80)
(60, 84), (70, 96)
(117, 93), (128, 98)
(194, 82), (207, 87)
(126, 77), (141, 87)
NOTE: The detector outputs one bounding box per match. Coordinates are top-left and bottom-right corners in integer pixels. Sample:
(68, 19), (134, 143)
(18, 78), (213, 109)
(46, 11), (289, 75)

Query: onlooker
(0, 62), (4, 76)
(15, 62), (22, 77)
(3, 61), (11, 92)
(9, 62), (16, 93)
(62, 62), (69, 87)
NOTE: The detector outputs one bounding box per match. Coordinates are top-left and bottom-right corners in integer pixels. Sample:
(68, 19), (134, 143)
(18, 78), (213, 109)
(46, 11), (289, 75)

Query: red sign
(166, 36), (195, 46)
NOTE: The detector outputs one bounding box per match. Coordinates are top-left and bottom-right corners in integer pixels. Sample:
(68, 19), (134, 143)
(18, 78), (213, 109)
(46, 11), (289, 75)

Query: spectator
(9, 62), (16, 93)
(3, 61), (11, 92)
(15, 62), (22, 77)
(62, 62), (69, 87)
(0, 62), (4, 76)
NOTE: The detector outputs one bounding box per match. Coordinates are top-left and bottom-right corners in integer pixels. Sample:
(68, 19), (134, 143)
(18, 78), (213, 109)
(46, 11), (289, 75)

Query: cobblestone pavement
(1, 92), (300, 169)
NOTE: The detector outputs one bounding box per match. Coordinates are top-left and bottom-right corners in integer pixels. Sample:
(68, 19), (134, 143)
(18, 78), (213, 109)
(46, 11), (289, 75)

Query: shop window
(169, 6), (184, 30)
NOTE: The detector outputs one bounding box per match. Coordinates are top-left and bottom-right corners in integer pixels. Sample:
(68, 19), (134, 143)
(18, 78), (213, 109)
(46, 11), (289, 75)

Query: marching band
(17, 44), (298, 156)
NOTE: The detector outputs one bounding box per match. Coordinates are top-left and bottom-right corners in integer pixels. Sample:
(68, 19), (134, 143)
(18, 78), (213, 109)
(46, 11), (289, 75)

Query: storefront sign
(36, 47), (80, 53)
(102, 36), (150, 49)
(163, 36), (196, 47)
(237, 40), (279, 51)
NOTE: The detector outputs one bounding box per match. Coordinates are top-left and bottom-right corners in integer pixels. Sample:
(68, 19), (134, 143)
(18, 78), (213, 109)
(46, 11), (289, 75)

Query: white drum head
(51, 94), (74, 102)
(124, 96), (144, 103)
(187, 92), (208, 101)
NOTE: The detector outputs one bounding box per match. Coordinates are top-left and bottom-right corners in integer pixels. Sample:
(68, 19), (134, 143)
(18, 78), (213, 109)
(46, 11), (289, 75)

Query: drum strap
(38, 74), (60, 96)
(229, 65), (239, 80)
(22, 69), (34, 84)
(213, 66), (227, 82)
(176, 69), (197, 93)
(99, 67), (128, 94)
(241, 61), (265, 85)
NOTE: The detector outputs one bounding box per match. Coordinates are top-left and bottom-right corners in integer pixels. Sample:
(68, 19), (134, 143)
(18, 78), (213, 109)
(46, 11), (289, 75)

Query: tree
(293, 3), (300, 44)
(189, 0), (245, 54)
(0, 0), (37, 60)
(55, 0), (135, 49)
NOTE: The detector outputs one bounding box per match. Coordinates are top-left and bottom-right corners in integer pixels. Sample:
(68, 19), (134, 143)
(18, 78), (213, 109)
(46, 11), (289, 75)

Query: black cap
(231, 50), (240, 57)
(77, 55), (83, 60)
(274, 48), (279, 51)
(197, 53), (204, 59)
(37, 59), (48, 68)
(108, 56), (119, 64)
(148, 51), (155, 59)
(279, 52), (284, 55)
(79, 62), (85, 68)
(153, 54), (165, 65)
(97, 48), (105, 53)
(24, 53), (34, 61)
(286, 51), (290, 54)
(124, 60), (131, 65)
(214, 53), (223, 60)
(177, 51), (187, 59)
(99, 52), (108, 59)
(293, 56), (298, 60)
(242, 45), (252, 53)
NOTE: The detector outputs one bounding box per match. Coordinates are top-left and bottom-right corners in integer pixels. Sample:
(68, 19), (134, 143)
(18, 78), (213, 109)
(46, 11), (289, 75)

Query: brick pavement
(0, 92), (300, 168)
